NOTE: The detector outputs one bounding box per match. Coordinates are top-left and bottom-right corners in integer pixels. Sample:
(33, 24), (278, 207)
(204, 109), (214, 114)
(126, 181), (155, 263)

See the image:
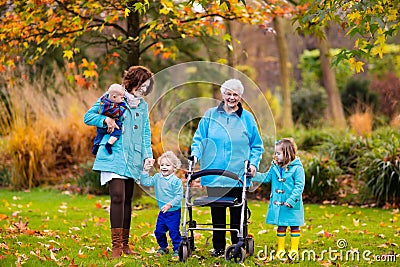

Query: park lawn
(0, 188), (399, 267)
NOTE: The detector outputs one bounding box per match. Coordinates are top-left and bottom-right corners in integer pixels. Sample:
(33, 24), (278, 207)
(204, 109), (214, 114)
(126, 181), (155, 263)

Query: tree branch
(139, 12), (244, 34)
(54, 0), (128, 35)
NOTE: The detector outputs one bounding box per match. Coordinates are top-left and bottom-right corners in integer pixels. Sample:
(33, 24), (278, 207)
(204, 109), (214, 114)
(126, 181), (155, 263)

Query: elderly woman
(84, 66), (154, 259)
(190, 79), (264, 257)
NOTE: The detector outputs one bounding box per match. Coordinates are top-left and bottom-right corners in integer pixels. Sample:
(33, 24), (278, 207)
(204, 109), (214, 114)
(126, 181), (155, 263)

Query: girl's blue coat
(84, 97), (152, 180)
(253, 158), (305, 226)
(191, 104), (264, 188)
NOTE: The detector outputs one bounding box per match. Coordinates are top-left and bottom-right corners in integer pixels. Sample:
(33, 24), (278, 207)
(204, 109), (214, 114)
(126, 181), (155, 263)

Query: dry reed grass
(348, 107), (373, 137)
(390, 114), (400, 129)
(0, 67), (99, 189)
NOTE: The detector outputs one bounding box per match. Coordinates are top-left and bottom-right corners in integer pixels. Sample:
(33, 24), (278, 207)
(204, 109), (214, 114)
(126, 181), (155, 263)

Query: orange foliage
(349, 108), (373, 137)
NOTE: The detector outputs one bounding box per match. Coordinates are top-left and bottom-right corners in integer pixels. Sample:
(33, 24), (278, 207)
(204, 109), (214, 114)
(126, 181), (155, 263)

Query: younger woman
(253, 138), (305, 260)
(84, 66), (154, 259)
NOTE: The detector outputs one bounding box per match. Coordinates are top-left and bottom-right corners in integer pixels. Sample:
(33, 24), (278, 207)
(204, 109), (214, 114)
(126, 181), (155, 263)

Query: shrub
(295, 128), (334, 151)
(0, 154), (10, 186)
(358, 129), (400, 206)
(0, 68), (98, 189)
(348, 108), (373, 137)
(341, 78), (379, 115)
(291, 85), (328, 128)
(303, 156), (342, 202)
(322, 132), (367, 174)
(370, 72), (400, 119)
(77, 161), (109, 195)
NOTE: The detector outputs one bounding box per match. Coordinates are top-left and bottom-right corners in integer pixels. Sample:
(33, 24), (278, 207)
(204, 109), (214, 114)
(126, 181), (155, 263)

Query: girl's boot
(111, 228), (123, 259)
(289, 231), (300, 260)
(276, 231), (286, 260)
(122, 228), (135, 255)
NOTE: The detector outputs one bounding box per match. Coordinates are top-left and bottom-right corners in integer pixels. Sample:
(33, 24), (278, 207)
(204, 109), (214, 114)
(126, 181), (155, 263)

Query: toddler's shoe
(172, 250), (179, 258)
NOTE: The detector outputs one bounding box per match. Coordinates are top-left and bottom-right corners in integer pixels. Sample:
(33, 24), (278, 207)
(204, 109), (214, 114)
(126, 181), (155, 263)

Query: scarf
(125, 91), (142, 108)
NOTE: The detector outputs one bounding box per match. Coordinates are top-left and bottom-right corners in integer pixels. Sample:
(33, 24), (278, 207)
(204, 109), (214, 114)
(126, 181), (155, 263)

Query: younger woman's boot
(122, 228), (135, 255)
(111, 228), (123, 259)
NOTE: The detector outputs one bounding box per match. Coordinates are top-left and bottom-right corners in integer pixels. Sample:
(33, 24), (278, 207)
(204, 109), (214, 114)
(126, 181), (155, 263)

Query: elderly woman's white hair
(220, 79), (244, 96)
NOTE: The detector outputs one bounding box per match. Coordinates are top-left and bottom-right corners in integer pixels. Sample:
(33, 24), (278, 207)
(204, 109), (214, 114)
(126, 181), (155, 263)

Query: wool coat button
(134, 125), (138, 129)
(136, 113), (139, 116)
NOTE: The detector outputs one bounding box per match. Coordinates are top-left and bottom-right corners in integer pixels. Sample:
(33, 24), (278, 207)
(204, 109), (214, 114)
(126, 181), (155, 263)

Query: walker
(178, 157), (254, 263)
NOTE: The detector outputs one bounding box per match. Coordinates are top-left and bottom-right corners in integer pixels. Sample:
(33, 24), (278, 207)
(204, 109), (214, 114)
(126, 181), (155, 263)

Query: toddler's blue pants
(154, 209), (181, 251)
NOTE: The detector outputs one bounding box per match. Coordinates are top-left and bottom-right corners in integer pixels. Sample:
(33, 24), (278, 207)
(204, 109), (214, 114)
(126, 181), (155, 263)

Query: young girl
(140, 151), (183, 258)
(253, 138), (305, 260)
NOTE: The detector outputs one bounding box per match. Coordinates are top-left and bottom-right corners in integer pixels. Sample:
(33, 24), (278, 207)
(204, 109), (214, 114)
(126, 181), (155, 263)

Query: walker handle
(244, 160), (251, 178)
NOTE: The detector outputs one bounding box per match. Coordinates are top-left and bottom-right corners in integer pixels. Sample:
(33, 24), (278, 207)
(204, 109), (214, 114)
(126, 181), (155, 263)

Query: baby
(92, 84), (127, 155)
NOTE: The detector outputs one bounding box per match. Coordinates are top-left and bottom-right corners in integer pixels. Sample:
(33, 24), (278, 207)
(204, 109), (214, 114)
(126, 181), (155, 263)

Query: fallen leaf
(12, 211), (21, 217)
(323, 231), (332, 238)
(13, 218), (28, 231)
(50, 250), (58, 262)
(78, 248), (86, 258)
(145, 247), (157, 254)
(69, 258), (78, 267)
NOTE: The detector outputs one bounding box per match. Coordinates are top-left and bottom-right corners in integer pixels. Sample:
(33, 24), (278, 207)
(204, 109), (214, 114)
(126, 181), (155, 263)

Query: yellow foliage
(263, 89), (281, 120)
(63, 50), (74, 60)
(349, 58), (365, 73)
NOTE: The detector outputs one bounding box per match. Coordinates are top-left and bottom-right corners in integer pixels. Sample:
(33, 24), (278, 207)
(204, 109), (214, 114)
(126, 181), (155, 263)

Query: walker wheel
(225, 244), (246, 263)
(246, 237), (254, 256)
(178, 243), (189, 262)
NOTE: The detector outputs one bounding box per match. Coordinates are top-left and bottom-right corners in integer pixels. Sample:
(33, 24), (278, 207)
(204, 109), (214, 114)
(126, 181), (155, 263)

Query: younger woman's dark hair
(275, 138), (297, 166)
(122, 66), (154, 95)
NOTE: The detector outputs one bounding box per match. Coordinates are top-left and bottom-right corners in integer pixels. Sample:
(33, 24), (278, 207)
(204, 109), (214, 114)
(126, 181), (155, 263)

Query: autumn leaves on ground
(0, 188), (398, 267)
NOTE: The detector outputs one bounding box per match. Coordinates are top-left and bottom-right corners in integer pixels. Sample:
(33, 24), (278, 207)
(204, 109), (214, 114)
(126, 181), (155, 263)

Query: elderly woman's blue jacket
(191, 102), (264, 188)
(253, 158), (305, 226)
(84, 96), (152, 180)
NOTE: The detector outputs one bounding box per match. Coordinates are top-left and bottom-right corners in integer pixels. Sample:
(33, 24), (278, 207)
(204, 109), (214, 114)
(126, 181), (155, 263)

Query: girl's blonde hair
(275, 138), (297, 166)
(158, 151), (182, 169)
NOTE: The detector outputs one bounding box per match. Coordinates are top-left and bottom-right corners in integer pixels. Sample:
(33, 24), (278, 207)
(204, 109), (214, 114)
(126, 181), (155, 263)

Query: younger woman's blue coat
(84, 96), (152, 180)
(253, 158), (305, 226)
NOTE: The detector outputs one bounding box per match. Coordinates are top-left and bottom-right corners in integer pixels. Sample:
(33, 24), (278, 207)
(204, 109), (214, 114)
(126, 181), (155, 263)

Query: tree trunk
(126, 1), (140, 67)
(127, 2), (142, 199)
(317, 32), (346, 128)
(274, 17), (293, 129)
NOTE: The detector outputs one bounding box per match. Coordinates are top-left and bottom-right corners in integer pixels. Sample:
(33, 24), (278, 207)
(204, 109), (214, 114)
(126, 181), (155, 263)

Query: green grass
(0, 188), (399, 266)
